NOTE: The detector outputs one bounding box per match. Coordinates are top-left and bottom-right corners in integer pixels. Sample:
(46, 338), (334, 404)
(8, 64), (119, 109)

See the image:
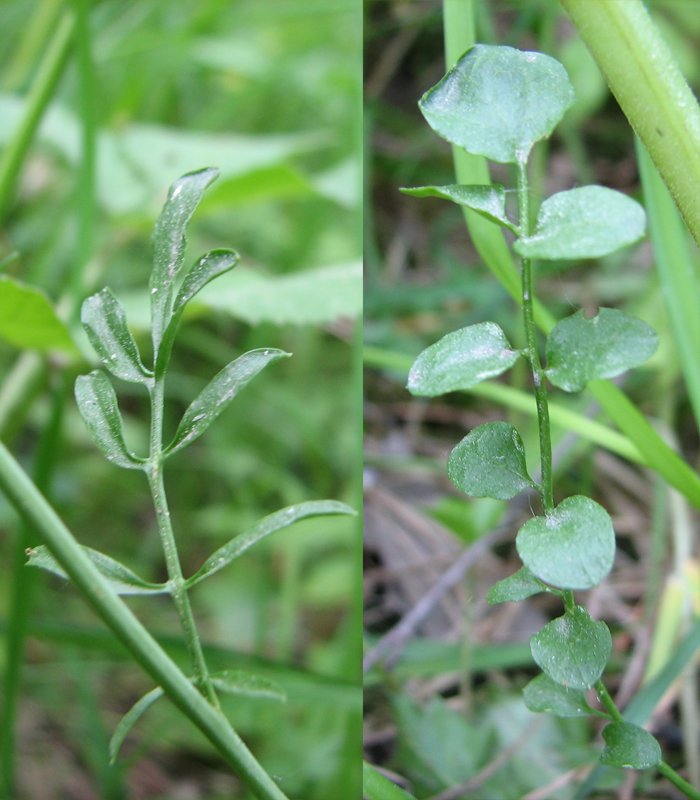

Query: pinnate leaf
(407, 322), (520, 397)
(75, 371), (144, 469)
(546, 308), (658, 392)
(419, 44), (575, 165)
(400, 184), (516, 231)
(523, 674), (592, 717)
(173, 248), (239, 314)
(81, 288), (151, 383)
(150, 167), (218, 350)
(167, 348), (290, 456)
(0, 276), (75, 353)
(531, 606), (612, 690)
(487, 566), (546, 605)
(516, 495), (615, 590)
(27, 545), (167, 595)
(448, 421), (535, 499)
(514, 187), (646, 260)
(600, 722), (662, 770)
(187, 500), (355, 586)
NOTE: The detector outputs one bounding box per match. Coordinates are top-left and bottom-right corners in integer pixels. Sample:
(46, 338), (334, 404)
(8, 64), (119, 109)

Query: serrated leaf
(530, 606), (612, 690)
(400, 184), (516, 231)
(516, 495), (615, 590)
(188, 500), (355, 586)
(173, 248), (239, 314)
(546, 308), (658, 392)
(150, 167), (218, 351)
(109, 686), (164, 763)
(514, 186), (646, 260)
(419, 44), (575, 165)
(523, 674), (592, 717)
(81, 288), (151, 383)
(166, 348), (290, 456)
(0, 276), (75, 352)
(26, 545), (167, 595)
(75, 371), (144, 469)
(448, 421), (535, 499)
(487, 566), (546, 604)
(407, 322), (520, 397)
(210, 670), (286, 703)
(601, 722), (662, 769)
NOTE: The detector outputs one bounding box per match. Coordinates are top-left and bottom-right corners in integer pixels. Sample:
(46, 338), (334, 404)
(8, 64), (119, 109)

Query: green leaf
(530, 606), (612, 690)
(516, 495), (615, 590)
(188, 500), (355, 586)
(109, 686), (164, 763)
(74, 371), (144, 469)
(447, 421), (535, 499)
(407, 322), (520, 397)
(209, 670), (286, 703)
(363, 763), (417, 800)
(523, 674), (592, 717)
(419, 44), (575, 165)
(81, 288), (152, 383)
(26, 545), (167, 595)
(546, 308), (658, 392)
(166, 348), (291, 456)
(600, 722), (662, 769)
(0, 276), (75, 352)
(150, 167), (218, 351)
(487, 566), (547, 605)
(173, 248), (239, 314)
(400, 184), (516, 231)
(514, 186), (646, 260)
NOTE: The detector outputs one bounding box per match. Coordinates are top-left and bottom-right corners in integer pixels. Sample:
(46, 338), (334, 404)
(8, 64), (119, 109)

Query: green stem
(0, 9), (75, 220)
(516, 162), (553, 512)
(658, 761), (700, 800)
(560, 0), (700, 251)
(0, 440), (290, 800)
(147, 377), (218, 707)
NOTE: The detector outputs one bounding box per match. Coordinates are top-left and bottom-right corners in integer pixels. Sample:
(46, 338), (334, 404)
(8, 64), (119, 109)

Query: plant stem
(0, 440), (290, 800)
(658, 761), (700, 800)
(516, 161), (554, 512)
(147, 376), (219, 707)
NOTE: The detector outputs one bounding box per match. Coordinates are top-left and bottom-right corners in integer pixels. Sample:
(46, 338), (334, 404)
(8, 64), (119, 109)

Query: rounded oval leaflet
(516, 495), (615, 590)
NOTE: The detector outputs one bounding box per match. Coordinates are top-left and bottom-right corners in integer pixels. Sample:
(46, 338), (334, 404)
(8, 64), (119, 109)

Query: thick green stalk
(147, 376), (218, 707)
(0, 10), (75, 220)
(560, 0), (700, 250)
(516, 163), (553, 512)
(0, 440), (290, 800)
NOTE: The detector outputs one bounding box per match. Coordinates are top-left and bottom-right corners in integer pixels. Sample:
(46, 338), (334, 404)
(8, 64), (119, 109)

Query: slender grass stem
(0, 10), (75, 220)
(516, 162), (553, 512)
(147, 376), (218, 707)
(658, 761), (700, 800)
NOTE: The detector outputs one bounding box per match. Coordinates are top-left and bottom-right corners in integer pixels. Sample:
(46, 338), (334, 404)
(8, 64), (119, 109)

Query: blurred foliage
(0, 1), (360, 798)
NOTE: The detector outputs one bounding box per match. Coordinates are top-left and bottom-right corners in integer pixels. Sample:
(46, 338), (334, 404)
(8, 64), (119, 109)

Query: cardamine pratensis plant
(26, 167), (354, 791)
(404, 45), (699, 798)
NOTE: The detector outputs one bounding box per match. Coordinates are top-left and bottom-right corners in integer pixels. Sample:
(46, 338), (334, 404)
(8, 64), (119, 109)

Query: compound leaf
(514, 186), (646, 260)
(448, 421), (535, 499)
(400, 184), (516, 231)
(419, 44), (575, 165)
(150, 167), (218, 351)
(167, 348), (290, 456)
(188, 500), (355, 586)
(75, 370), (144, 469)
(487, 566), (547, 605)
(546, 308), (658, 392)
(26, 545), (167, 595)
(407, 322), (520, 397)
(600, 722), (662, 770)
(531, 606), (612, 690)
(81, 288), (152, 383)
(0, 276), (75, 353)
(516, 495), (615, 590)
(523, 674), (592, 717)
